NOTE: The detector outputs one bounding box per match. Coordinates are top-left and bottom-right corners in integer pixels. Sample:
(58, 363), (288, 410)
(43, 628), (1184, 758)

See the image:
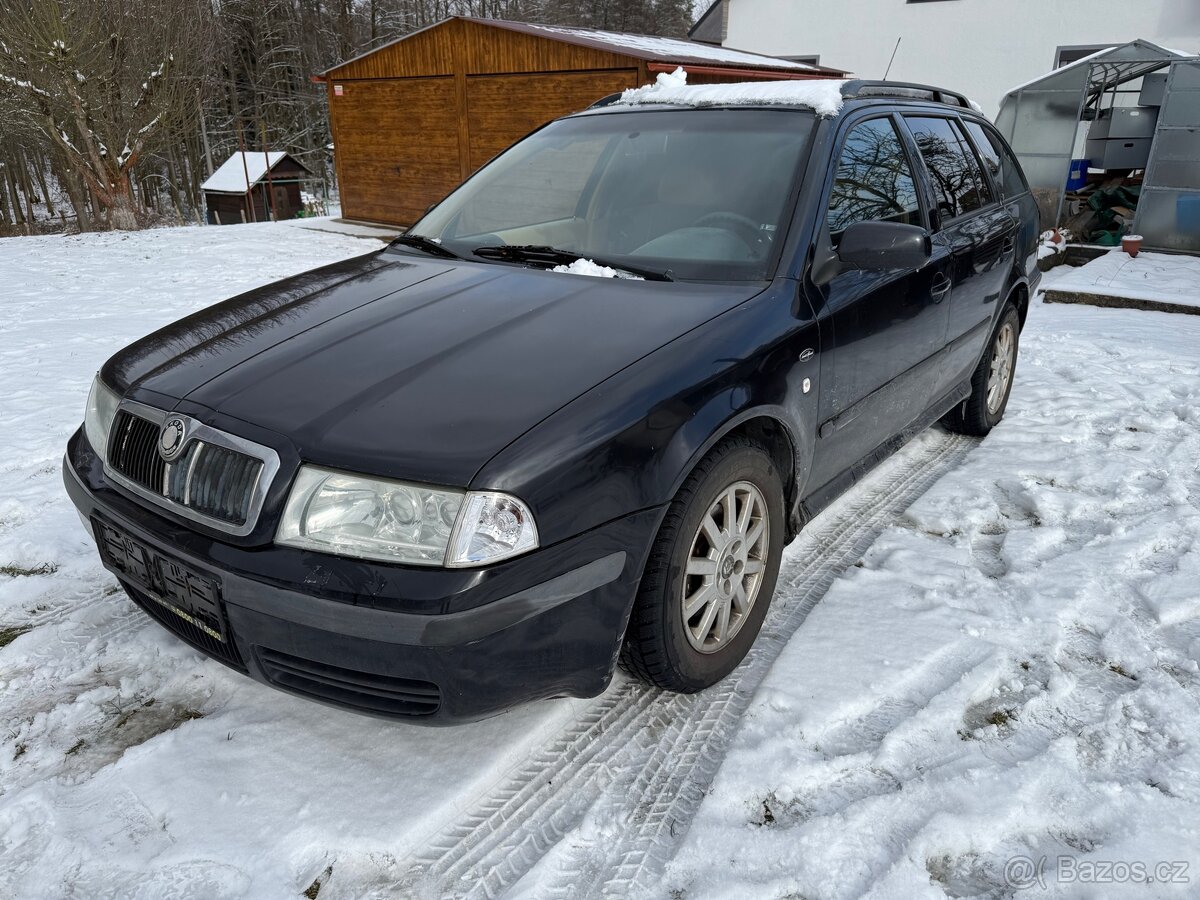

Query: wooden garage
(320, 17), (847, 226)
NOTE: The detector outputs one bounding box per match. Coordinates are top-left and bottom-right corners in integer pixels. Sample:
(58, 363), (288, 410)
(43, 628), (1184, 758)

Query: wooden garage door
(466, 70), (640, 172)
(333, 77), (460, 225)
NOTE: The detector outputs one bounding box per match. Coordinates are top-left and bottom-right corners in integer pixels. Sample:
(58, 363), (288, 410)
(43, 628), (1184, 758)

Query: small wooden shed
(202, 151), (311, 225)
(320, 17), (847, 226)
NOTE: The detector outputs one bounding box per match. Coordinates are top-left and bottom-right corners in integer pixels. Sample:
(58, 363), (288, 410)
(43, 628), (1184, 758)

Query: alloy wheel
(987, 322), (1015, 415)
(680, 481), (769, 654)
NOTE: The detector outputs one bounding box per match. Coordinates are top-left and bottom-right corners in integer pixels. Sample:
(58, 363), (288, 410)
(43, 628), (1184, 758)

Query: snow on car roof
(616, 68), (847, 117)
(201, 151), (288, 195)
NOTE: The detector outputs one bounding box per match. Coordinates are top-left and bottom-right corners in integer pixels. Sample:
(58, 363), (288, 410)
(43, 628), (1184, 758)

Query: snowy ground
(1, 222), (1198, 899)
(1049, 249), (1200, 309)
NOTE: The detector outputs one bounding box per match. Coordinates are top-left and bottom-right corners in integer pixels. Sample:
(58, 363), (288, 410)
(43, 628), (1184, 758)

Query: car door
(902, 115), (1018, 390)
(963, 118), (1041, 293)
(803, 113), (954, 493)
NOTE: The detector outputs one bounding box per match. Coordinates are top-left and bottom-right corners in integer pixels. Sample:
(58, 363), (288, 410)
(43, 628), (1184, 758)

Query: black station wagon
(65, 79), (1040, 722)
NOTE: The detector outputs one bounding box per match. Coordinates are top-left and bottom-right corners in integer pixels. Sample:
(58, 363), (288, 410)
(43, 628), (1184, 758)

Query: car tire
(943, 303), (1021, 437)
(620, 437), (785, 692)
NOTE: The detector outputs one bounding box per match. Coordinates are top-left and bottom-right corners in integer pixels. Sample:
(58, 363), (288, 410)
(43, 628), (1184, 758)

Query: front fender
(473, 282), (820, 546)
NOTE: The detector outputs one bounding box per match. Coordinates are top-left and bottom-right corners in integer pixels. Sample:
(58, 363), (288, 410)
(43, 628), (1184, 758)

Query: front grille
(122, 581), (247, 672)
(109, 411), (166, 493)
(256, 647), (442, 717)
(109, 410), (263, 527)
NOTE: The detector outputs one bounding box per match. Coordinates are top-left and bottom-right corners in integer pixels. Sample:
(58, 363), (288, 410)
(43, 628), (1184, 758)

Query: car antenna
(883, 37), (902, 81)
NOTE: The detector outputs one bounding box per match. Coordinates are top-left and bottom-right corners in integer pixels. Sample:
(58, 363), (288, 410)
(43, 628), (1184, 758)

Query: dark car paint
(106, 253), (765, 495)
(64, 431), (664, 720)
(67, 96), (1041, 721)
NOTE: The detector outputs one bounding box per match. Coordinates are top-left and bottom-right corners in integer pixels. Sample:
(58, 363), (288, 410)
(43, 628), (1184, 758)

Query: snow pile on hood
(551, 258), (643, 279)
(617, 68), (847, 117)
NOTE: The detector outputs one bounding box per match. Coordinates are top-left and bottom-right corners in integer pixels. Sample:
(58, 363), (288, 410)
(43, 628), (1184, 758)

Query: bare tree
(0, 0), (701, 231)
(0, 0), (213, 229)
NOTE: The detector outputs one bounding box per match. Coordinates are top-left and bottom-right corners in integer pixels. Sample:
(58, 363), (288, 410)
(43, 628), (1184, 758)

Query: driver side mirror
(837, 220), (932, 271)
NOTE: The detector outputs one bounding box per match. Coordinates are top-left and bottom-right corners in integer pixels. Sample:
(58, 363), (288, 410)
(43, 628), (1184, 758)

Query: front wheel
(943, 303), (1021, 436)
(620, 437), (785, 692)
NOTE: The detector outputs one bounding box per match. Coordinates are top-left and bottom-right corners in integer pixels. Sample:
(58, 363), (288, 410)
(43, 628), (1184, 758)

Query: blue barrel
(1066, 159), (1089, 191)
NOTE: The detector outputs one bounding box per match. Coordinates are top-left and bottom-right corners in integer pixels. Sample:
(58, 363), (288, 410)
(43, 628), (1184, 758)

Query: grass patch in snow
(0, 562), (58, 578)
(102, 694), (205, 736)
(984, 708), (1015, 728)
(0, 625), (32, 648)
(303, 865), (333, 899)
(1108, 663), (1137, 680)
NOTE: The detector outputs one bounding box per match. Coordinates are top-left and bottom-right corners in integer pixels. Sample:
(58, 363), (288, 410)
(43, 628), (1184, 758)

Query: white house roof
(201, 151), (288, 195)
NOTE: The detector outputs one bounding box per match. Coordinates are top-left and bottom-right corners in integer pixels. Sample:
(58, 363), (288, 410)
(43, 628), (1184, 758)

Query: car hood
(108, 250), (763, 486)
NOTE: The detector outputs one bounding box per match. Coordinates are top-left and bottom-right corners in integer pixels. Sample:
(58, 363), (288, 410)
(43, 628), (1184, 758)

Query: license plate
(94, 519), (228, 642)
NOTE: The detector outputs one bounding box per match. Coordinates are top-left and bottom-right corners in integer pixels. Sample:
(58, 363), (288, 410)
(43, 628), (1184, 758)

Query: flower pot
(1122, 235), (1143, 258)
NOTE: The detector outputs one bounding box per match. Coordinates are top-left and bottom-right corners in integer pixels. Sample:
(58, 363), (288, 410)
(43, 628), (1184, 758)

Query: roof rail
(840, 80), (974, 110)
(589, 92), (624, 109)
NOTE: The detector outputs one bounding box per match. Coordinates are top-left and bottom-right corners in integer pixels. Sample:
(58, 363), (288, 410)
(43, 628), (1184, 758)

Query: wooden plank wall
(326, 18), (803, 225)
(465, 69), (639, 171)
(327, 20), (649, 225)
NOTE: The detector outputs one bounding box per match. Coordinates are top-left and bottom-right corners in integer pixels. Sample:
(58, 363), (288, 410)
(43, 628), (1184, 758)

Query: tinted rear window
(963, 120), (1030, 200)
(906, 116), (993, 220)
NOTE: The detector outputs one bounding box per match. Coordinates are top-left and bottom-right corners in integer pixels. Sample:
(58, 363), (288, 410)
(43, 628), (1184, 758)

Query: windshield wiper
(390, 233), (462, 260)
(472, 245), (674, 282)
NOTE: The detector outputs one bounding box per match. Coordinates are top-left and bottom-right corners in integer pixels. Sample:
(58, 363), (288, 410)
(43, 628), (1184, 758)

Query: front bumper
(64, 429), (663, 723)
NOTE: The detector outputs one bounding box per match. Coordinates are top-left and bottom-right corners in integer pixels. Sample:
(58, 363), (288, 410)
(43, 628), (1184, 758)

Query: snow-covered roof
(506, 21), (818, 71)
(201, 151), (288, 194)
(324, 17), (848, 78)
(617, 69), (847, 117)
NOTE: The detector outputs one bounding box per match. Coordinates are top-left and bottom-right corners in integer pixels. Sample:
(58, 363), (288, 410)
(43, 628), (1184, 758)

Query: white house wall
(722, 0), (1200, 117)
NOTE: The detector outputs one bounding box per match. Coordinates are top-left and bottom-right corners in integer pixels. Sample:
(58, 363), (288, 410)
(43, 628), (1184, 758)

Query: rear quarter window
(905, 116), (994, 220)
(963, 120), (1030, 200)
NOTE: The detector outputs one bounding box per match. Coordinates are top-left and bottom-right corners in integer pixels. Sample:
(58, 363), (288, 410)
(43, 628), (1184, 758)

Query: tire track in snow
(387, 431), (977, 900)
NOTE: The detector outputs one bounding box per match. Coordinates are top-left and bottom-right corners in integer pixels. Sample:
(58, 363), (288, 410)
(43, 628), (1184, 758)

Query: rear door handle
(931, 273), (952, 302)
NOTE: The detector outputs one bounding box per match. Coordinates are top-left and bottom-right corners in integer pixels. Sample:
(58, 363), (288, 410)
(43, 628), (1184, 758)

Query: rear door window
(905, 116), (994, 220)
(826, 117), (923, 238)
(963, 120), (1030, 200)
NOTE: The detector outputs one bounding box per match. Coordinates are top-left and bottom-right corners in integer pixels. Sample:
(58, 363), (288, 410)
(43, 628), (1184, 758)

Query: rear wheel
(943, 303), (1021, 437)
(620, 437), (785, 692)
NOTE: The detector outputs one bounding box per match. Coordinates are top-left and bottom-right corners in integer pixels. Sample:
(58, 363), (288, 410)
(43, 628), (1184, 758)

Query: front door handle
(931, 273), (952, 302)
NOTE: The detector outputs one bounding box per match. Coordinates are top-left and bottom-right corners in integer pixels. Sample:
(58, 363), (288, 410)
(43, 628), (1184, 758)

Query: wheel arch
(667, 407), (804, 541)
(1008, 279), (1030, 329)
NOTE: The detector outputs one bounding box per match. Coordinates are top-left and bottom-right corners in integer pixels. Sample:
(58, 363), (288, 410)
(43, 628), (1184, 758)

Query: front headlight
(83, 375), (121, 464)
(276, 466), (538, 568)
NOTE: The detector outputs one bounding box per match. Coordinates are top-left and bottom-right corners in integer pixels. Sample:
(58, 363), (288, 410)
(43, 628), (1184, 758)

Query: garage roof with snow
(201, 152), (307, 195)
(324, 17), (849, 80)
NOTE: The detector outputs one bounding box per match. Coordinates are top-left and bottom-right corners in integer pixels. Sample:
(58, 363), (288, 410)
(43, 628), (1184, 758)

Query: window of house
(1055, 45), (1109, 68)
(826, 118), (922, 237)
(960, 120), (1029, 200)
(783, 55), (821, 66)
(905, 116), (993, 220)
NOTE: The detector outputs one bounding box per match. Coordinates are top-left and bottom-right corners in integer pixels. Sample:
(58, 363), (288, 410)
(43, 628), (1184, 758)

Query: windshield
(406, 108), (815, 282)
